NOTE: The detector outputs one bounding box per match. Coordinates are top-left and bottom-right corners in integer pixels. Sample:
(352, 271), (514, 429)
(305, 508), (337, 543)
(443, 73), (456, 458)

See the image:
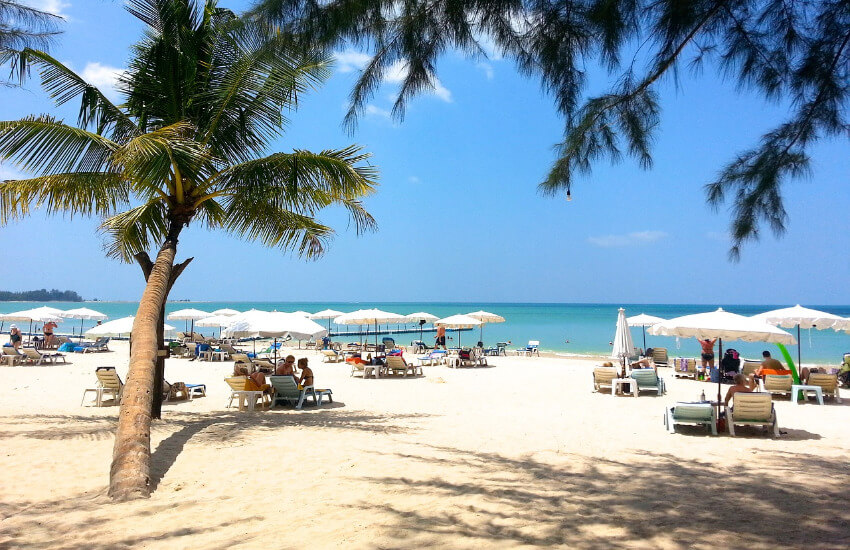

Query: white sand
(1, 340), (849, 549)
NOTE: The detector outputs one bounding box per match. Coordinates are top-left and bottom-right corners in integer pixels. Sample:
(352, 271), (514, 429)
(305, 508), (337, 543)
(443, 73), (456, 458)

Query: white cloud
(333, 50), (371, 73)
(81, 62), (124, 98)
(28, 0), (70, 18)
(383, 60), (408, 83)
(588, 230), (668, 248)
(364, 104), (392, 120)
(476, 62), (494, 80)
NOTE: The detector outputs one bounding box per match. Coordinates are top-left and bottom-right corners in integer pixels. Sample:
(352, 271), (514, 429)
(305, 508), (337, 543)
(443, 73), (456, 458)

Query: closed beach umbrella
(434, 314), (482, 348)
(612, 308), (634, 377)
(335, 309), (407, 349)
(211, 308), (240, 316)
(467, 310), (505, 345)
(753, 305), (847, 369)
(406, 312), (438, 341)
(86, 316), (176, 338)
(649, 308), (796, 410)
(167, 308), (211, 336)
(310, 309), (345, 333)
(60, 307), (108, 338)
(627, 313), (666, 351)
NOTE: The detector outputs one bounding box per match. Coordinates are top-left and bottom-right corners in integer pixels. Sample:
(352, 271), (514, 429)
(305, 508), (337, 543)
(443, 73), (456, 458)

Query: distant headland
(0, 289), (83, 302)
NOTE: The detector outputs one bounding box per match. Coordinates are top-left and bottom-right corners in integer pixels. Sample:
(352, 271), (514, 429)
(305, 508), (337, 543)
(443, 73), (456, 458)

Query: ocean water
(2, 301), (849, 364)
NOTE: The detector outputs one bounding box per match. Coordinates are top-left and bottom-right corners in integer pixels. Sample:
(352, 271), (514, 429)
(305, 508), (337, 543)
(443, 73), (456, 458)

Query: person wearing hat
(9, 325), (22, 350)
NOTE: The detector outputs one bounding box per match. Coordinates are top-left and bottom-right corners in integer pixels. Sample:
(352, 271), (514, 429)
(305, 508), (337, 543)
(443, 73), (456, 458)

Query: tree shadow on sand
(347, 443), (850, 549)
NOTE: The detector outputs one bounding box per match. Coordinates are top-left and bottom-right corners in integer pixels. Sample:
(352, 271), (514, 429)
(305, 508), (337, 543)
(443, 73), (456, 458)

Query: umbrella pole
(642, 326), (646, 351)
(797, 324), (801, 370)
(80, 319), (84, 341)
(717, 338), (723, 415)
(274, 337), (278, 366)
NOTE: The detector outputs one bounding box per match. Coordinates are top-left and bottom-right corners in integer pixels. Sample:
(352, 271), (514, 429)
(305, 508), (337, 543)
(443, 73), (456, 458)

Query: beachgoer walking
(436, 325), (446, 350)
(699, 338), (717, 369)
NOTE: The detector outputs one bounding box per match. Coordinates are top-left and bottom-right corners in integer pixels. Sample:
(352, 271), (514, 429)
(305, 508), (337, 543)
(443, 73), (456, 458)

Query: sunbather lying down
(630, 357), (655, 369)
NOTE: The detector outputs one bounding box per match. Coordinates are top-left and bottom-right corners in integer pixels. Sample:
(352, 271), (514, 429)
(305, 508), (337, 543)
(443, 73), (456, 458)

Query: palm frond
(12, 49), (137, 141)
(0, 0), (63, 52)
(99, 200), (169, 262)
(0, 172), (129, 224)
(0, 115), (119, 175)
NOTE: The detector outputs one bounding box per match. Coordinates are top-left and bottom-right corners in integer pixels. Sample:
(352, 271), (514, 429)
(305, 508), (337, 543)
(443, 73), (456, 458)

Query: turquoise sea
(2, 301), (850, 363)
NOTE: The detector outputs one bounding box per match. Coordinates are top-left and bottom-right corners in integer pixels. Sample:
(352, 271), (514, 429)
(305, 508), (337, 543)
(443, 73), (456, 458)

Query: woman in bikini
(699, 338), (717, 370)
(296, 357), (314, 388)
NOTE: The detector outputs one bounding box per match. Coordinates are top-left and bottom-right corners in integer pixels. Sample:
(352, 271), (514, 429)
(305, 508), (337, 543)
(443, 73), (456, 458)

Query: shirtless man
(435, 325), (446, 350)
(42, 321), (58, 348)
(724, 374), (757, 406)
(275, 355), (297, 376)
(296, 358), (314, 388)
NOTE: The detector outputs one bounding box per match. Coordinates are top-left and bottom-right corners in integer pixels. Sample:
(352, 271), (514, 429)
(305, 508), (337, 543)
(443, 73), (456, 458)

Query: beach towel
(677, 358), (689, 372)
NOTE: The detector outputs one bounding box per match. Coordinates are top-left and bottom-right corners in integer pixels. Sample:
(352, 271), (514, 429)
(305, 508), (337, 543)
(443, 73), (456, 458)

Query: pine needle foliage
(253, 0), (849, 257)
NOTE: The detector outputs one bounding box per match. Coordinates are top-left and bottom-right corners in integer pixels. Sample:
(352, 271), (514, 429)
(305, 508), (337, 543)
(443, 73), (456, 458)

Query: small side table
(791, 384), (824, 405)
(613, 378), (638, 397)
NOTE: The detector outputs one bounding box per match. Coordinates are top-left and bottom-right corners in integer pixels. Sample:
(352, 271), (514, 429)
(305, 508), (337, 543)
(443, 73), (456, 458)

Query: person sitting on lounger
(754, 351), (792, 380)
(275, 355), (297, 376)
(9, 325), (22, 350)
(245, 371), (272, 394)
(630, 357), (655, 369)
(724, 374), (757, 406)
(800, 367), (824, 384)
(296, 358), (314, 388)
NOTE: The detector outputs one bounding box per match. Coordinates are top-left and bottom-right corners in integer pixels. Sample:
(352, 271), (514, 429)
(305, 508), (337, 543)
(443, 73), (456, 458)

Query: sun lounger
(672, 357), (698, 379)
(269, 375), (332, 409)
(81, 367), (123, 407)
(22, 347), (66, 365)
(251, 358), (276, 373)
(515, 340), (540, 356)
(321, 349), (344, 363)
(80, 337), (110, 353)
(386, 355), (421, 377)
(762, 374), (793, 396)
(651, 347), (669, 367)
(630, 369), (666, 395)
(740, 360), (761, 377)
(348, 358), (378, 378)
(2, 347), (26, 366)
(728, 392), (780, 437)
(593, 367), (618, 393)
(806, 373), (842, 403)
(224, 376), (269, 411)
(665, 402), (717, 435)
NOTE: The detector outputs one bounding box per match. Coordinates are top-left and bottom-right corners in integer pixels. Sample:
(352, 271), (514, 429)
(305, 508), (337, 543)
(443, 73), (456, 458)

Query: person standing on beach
(9, 325), (22, 350)
(699, 338), (717, 370)
(435, 325), (446, 350)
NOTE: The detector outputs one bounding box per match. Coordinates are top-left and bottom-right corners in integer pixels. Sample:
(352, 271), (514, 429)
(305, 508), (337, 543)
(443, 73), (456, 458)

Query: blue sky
(1, 0), (848, 304)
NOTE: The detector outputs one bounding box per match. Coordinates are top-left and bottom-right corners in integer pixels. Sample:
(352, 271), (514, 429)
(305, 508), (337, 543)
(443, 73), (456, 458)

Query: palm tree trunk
(108, 240), (176, 500)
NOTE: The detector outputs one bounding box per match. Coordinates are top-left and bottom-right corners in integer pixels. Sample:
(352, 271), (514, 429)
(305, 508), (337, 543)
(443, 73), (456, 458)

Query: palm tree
(0, 0), (377, 500)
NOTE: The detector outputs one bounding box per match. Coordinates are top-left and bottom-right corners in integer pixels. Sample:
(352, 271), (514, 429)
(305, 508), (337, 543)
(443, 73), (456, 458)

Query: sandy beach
(1, 340), (849, 549)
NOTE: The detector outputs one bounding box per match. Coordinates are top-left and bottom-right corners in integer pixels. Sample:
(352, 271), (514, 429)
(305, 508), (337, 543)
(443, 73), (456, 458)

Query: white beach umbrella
(434, 314), (482, 348)
(752, 304), (847, 368)
(611, 308), (634, 376)
(211, 308), (240, 316)
(310, 309), (345, 333)
(290, 310), (311, 317)
(196, 314), (237, 337)
(406, 312), (438, 341)
(334, 309), (407, 348)
(467, 310), (505, 345)
(223, 311), (327, 363)
(649, 308), (796, 405)
(85, 316), (176, 338)
(627, 313), (666, 350)
(2, 307), (64, 337)
(167, 308), (211, 335)
(60, 307), (108, 338)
